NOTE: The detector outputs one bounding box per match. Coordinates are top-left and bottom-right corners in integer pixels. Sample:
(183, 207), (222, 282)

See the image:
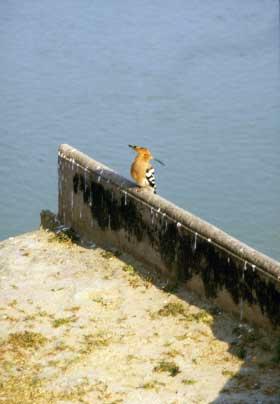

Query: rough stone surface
(0, 230), (279, 403)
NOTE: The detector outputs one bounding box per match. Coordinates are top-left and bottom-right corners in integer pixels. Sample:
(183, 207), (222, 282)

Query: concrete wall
(58, 144), (280, 329)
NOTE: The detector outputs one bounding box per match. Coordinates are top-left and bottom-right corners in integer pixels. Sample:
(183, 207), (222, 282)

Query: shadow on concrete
(96, 244), (280, 404)
(40, 213), (280, 403)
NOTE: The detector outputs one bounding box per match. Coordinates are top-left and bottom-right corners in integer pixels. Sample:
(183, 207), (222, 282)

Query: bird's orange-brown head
(128, 145), (153, 161)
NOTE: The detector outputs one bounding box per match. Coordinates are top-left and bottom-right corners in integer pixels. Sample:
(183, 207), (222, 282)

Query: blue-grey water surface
(1, 1), (279, 261)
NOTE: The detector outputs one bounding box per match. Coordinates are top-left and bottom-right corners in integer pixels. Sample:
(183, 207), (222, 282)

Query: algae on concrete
(0, 229), (280, 403)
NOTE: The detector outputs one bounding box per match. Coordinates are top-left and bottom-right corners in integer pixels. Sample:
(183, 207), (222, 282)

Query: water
(0, 1), (279, 261)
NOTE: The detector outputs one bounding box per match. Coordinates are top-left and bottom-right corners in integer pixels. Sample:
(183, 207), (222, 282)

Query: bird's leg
(135, 186), (153, 193)
(127, 185), (143, 193)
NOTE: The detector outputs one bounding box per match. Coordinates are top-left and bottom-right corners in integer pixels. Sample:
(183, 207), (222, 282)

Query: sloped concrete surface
(0, 230), (279, 403)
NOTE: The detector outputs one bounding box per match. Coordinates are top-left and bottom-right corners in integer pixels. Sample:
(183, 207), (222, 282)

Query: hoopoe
(129, 145), (163, 193)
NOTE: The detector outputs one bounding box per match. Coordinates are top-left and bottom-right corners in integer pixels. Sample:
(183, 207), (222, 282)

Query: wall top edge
(58, 144), (280, 278)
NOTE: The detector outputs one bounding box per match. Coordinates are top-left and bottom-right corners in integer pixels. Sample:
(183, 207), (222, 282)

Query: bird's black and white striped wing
(145, 167), (157, 192)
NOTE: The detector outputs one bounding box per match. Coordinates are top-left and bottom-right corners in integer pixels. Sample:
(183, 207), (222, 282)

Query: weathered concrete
(58, 144), (280, 329)
(0, 230), (280, 403)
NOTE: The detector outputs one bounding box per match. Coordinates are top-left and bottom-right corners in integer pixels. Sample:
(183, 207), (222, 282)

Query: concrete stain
(73, 173), (145, 241)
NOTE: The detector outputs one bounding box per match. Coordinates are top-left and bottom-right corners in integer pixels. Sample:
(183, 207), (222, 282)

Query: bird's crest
(128, 145), (153, 160)
(128, 145), (165, 166)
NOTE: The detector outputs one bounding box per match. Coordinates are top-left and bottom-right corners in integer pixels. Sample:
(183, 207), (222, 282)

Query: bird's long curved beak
(128, 144), (136, 149)
(154, 158), (165, 166)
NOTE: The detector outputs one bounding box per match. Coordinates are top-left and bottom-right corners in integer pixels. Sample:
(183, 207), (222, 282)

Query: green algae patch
(222, 370), (236, 377)
(79, 332), (112, 354)
(47, 227), (79, 245)
(182, 379), (197, 385)
(154, 360), (181, 377)
(7, 331), (48, 350)
(0, 374), (120, 404)
(122, 264), (135, 274)
(122, 264), (153, 289)
(164, 349), (183, 358)
(151, 301), (213, 325)
(158, 302), (186, 317)
(52, 316), (77, 328)
(184, 310), (213, 325)
(141, 380), (165, 391)
(0, 374), (52, 404)
(1, 229), (280, 403)
(101, 250), (115, 259)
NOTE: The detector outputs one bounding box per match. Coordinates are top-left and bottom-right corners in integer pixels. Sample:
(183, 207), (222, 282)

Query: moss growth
(48, 232), (71, 244)
(92, 295), (112, 308)
(157, 302), (186, 317)
(79, 332), (112, 354)
(141, 380), (165, 390)
(53, 342), (73, 352)
(164, 349), (182, 358)
(154, 360), (180, 377)
(129, 274), (152, 289)
(8, 299), (18, 307)
(175, 333), (189, 341)
(0, 374), (50, 404)
(182, 379), (197, 385)
(23, 311), (54, 322)
(152, 301), (213, 326)
(52, 316), (77, 328)
(122, 264), (153, 289)
(65, 306), (80, 313)
(48, 227), (79, 244)
(0, 370), (123, 404)
(185, 310), (213, 325)
(7, 331), (47, 349)
(122, 264), (135, 274)
(127, 276), (143, 288)
(101, 251), (114, 259)
(222, 370), (236, 377)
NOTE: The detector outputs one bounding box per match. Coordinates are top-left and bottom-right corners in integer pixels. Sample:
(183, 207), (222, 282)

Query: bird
(128, 145), (159, 193)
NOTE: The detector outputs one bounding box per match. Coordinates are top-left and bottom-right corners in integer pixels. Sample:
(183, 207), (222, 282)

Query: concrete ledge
(58, 144), (280, 328)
